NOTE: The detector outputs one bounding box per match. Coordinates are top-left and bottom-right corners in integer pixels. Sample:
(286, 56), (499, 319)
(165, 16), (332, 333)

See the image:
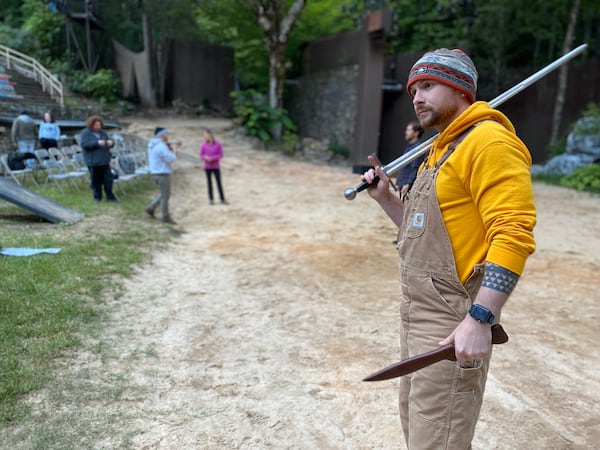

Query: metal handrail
(0, 44), (63, 107)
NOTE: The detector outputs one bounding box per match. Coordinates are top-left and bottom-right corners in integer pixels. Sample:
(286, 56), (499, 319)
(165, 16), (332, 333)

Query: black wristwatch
(468, 304), (495, 324)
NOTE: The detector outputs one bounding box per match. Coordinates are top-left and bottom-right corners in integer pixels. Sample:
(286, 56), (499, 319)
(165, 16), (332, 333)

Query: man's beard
(417, 101), (459, 131)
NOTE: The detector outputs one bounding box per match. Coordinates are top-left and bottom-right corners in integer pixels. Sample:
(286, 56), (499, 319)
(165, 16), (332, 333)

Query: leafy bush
(23, 1), (63, 59)
(80, 69), (120, 103)
(572, 102), (600, 136)
(281, 130), (299, 155)
(0, 24), (37, 57)
(65, 69), (120, 104)
(560, 163), (600, 193)
(329, 142), (349, 157)
(546, 136), (566, 158)
(231, 89), (297, 142)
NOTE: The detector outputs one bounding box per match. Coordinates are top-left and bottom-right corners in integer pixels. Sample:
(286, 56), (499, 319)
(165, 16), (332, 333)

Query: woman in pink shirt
(199, 128), (228, 205)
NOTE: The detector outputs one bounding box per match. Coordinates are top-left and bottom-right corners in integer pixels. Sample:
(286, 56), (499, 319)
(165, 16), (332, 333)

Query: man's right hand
(361, 155), (405, 228)
(361, 155), (393, 202)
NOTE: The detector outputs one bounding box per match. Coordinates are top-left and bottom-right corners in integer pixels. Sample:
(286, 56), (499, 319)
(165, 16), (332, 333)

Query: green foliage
(0, 24), (37, 56)
(547, 136), (567, 158)
(0, 0), (27, 27)
(1, 0), (599, 115)
(572, 102), (600, 136)
(281, 130), (299, 155)
(531, 173), (563, 186)
(329, 142), (350, 157)
(338, 0), (598, 99)
(231, 89), (297, 142)
(286, 0), (356, 79)
(560, 164), (600, 193)
(98, 0), (205, 50)
(22, 0), (63, 53)
(99, 1), (144, 52)
(194, 0), (268, 89)
(0, 0), (64, 65)
(66, 69), (120, 104)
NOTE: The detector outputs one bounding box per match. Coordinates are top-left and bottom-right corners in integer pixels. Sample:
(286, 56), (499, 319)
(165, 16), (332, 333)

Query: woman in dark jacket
(80, 115), (118, 202)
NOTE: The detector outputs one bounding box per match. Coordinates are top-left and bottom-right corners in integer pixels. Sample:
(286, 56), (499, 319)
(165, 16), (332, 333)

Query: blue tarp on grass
(1, 247), (61, 256)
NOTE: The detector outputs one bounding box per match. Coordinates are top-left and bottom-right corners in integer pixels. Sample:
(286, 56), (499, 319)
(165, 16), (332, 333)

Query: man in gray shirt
(11, 110), (37, 168)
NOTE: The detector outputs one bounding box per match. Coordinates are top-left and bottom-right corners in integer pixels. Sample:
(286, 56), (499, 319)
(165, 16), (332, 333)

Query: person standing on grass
(80, 115), (118, 202)
(200, 128), (228, 205)
(145, 127), (177, 224)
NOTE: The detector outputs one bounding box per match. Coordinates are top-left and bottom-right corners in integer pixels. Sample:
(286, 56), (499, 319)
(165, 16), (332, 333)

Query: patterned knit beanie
(406, 48), (478, 103)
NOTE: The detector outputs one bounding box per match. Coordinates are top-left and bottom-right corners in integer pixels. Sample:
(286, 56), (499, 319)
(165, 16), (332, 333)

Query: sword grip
(356, 176), (379, 193)
(491, 323), (509, 345)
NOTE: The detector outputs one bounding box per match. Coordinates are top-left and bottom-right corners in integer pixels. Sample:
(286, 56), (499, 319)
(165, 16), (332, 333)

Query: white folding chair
(34, 148), (51, 166)
(111, 156), (141, 194)
(1, 154), (38, 186)
(132, 151), (151, 176)
(41, 160), (74, 193)
(48, 147), (64, 162)
(71, 152), (88, 172)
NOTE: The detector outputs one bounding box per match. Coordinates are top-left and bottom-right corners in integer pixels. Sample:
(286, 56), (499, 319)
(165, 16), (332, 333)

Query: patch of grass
(560, 163), (600, 193)
(533, 165), (600, 195)
(531, 173), (564, 186)
(0, 177), (166, 424)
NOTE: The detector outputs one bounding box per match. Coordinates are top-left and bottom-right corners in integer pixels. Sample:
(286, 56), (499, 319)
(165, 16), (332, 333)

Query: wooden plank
(0, 177), (84, 224)
(352, 22), (385, 173)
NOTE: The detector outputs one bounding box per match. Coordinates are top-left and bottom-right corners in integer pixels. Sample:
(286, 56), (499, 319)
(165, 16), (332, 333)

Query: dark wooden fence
(166, 41), (235, 112)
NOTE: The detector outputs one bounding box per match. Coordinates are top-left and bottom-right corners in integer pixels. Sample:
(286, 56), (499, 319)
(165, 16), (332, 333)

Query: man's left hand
(439, 317), (492, 363)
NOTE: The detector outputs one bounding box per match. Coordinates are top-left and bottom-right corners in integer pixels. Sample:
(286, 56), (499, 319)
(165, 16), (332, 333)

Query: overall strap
(435, 123), (480, 169)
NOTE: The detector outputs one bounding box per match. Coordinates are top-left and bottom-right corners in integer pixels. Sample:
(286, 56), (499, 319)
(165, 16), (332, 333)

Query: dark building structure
(288, 9), (600, 172)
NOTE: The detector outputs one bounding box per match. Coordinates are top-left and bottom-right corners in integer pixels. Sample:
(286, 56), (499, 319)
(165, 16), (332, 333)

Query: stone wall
(287, 64), (359, 152)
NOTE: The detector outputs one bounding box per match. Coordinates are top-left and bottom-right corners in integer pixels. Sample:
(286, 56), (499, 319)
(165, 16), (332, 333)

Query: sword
(363, 324), (509, 382)
(344, 43), (589, 200)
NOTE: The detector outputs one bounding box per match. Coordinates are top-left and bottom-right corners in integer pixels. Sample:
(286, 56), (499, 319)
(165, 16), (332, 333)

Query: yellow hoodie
(423, 101), (536, 283)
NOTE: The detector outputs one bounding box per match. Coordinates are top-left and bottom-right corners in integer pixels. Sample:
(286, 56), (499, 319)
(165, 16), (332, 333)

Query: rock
(531, 153), (595, 177)
(566, 126), (600, 159)
(533, 116), (600, 176)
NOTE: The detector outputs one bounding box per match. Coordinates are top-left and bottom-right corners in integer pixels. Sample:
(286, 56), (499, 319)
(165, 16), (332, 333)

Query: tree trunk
(155, 38), (171, 107)
(248, 0), (305, 111)
(550, 0), (581, 144)
(247, 0), (305, 140)
(141, 11), (157, 107)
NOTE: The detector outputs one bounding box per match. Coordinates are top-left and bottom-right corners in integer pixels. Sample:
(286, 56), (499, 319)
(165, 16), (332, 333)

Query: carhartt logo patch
(412, 212), (425, 227)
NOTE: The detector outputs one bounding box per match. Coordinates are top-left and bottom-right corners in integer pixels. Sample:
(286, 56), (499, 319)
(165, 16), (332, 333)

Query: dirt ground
(3, 116), (600, 449)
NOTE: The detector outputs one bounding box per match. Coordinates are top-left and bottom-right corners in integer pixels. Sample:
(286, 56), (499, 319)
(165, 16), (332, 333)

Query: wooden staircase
(0, 65), (58, 111)
(0, 45), (63, 117)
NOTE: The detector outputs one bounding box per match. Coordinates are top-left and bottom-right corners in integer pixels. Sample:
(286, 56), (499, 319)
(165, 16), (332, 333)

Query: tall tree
(551, 0), (581, 143)
(194, 0), (267, 90)
(247, 0), (306, 111)
(100, 0), (204, 105)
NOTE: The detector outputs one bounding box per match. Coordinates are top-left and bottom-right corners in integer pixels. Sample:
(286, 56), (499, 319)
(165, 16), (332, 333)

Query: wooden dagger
(363, 324), (509, 382)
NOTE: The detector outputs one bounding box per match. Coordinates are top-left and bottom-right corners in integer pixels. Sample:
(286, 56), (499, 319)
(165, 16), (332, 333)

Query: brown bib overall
(397, 133), (490, 450)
